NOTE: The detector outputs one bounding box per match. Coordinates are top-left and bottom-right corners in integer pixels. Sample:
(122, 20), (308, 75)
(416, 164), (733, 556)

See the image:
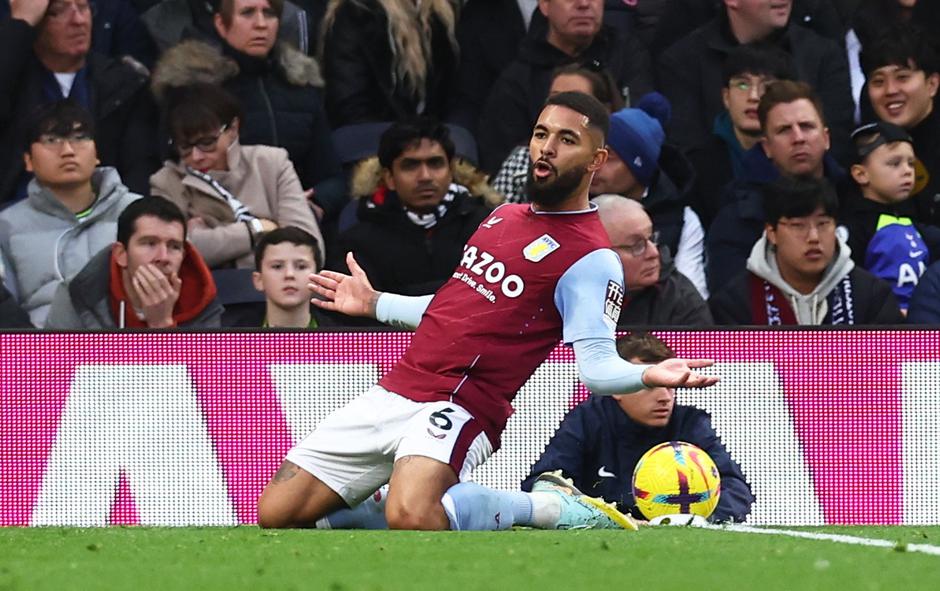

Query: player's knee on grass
(385, 496), (450, 530)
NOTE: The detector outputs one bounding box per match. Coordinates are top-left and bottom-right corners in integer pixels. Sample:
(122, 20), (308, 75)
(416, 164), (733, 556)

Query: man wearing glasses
(0, 0), (159, 206)
(686, 44), (795, 229)
(0, 100), (141, 327)
(709, 176), (902, 325)
(590, 94), (708, 300)
(594, 195), (712, 327)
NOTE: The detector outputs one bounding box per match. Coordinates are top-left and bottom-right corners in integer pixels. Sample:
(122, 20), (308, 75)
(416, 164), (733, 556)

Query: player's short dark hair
(254, 226), (321, 271)
(762, 177), (838, 225)
(22, 100), (95, 153)
(543, 91), (610, 145)
(757, 80), (826, 133)
(860, 23), (939, 77)
(166, 83), (243, 148)
(117, 197), (188, 247)
(377, 118), (455, 169)
(721, 43), (796, 86)
(616, 332), (675, 364)
(550, 63), (625, 112)
(214, 0), (284, 26)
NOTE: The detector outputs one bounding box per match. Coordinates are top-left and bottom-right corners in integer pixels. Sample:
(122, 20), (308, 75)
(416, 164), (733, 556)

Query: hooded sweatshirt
(44, 242), (223, 329)
(0, 167), (141, 327)
(745, 232), (855, 325)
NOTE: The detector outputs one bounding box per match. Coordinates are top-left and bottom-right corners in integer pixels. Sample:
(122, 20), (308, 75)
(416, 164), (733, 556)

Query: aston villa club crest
(523, 234), (560, 262)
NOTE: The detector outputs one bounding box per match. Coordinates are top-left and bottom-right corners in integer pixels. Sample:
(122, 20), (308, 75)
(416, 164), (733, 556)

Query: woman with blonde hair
(319, 0), (459, 127)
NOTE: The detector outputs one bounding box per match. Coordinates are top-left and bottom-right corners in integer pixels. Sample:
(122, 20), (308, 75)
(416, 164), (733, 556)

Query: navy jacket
(522, 396), (754, 523)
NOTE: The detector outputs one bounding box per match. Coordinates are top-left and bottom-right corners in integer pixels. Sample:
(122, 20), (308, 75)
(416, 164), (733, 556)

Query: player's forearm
(375, 293), (433, 330)
(573, 338), (650, 396)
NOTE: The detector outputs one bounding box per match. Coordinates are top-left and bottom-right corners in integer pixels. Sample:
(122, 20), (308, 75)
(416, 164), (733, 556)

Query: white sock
(526, 491), (562, 529)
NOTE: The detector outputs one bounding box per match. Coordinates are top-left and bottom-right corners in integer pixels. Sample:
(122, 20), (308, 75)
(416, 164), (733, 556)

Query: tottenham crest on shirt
(523, 234), (560, 262)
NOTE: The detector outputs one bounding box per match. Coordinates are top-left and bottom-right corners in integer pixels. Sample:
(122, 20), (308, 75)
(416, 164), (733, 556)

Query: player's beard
(526, 162), (587, 207)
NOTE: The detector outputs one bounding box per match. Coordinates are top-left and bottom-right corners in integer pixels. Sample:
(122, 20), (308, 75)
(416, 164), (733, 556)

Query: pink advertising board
(2, 330), (939, 526)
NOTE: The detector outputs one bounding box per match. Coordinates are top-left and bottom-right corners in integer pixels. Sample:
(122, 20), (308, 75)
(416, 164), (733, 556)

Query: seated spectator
(706, 80), (847, 293)
(907, 258), (940, 324)
(0, 101), (142, 327)
(657, 0), (853, 165)
(686, 43), (795, 228)
(591, 93), (708, 299)
(861, 23), (940, 226)
(225, 225), (344, 327)
(0, 0), (159, 206)
(709, 177), (903, 325)
(845, 0), (917, 124)
(839, 121), (937, 313)
(149, 83), (324, 270)
(45, 196), (223, 328)
(521, 332), (753, 523)
(319, 0), (458, 128)
(477, 0), (653, 173)
(0, 0), (157, 65)
(329, 118), (495, 297)
(151, 0), (346, 221)
(141, 0), (316, 57)
(491, 63), (624, 205)
(594, 195), (713, 326)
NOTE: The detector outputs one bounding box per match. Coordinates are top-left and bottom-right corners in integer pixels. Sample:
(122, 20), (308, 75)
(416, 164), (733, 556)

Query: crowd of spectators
(2, 0), (939, 330)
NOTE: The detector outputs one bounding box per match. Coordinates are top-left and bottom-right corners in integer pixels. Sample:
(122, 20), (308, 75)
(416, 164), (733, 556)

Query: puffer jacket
(0, 168), (141, 326)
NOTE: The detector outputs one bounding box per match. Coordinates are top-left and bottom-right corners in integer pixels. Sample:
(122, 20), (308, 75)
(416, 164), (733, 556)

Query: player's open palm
(308, 252), (380, 318)
(643, 358), (719, 389)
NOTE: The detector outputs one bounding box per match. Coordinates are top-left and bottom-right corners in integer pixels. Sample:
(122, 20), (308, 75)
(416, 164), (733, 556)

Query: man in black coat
(657, 0), (853, 165)
(329, 119), (494, 299)
(522, 332), (753, 523)
(477, 0), (653, 174)
(595, 195), (712, 327)
(0, 0), (159, 206)
(861, 24), (940, 227)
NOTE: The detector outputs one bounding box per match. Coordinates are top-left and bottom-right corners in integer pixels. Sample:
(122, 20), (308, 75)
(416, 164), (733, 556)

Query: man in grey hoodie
(709, 177), (903, 325)
(0, 100), (141, 327)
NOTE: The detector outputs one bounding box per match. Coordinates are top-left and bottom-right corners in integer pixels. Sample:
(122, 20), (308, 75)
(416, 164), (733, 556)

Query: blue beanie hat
(607, 92), (671, 187)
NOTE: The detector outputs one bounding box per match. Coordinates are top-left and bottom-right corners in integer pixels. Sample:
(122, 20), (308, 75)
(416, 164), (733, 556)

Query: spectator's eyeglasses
(776, 217), (836, 238)
(36, 132), (94, 148)
(174, 124), (229, 157)
(729, 76), (776, 96)
(46, 1), (94, 21)
(613, 231), (659, 257)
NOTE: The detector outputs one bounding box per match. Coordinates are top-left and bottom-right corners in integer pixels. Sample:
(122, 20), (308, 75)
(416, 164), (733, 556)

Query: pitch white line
(702, 524), (940, 557)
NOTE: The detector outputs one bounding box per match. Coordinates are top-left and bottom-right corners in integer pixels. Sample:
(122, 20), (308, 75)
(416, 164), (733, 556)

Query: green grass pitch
(2, 526), (940, 590)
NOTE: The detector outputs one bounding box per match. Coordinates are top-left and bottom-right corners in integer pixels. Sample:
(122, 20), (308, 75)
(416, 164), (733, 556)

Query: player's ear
(252, 271), (264, 292)
(589, 146), (608, 172)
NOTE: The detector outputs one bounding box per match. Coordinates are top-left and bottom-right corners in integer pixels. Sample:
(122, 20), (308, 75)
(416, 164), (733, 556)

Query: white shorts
(285, 385), (493, 506)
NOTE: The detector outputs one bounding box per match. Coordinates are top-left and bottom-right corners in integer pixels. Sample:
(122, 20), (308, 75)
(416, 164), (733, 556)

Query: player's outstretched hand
(308, 252), (381, 318)
(641, 358), (719, 389)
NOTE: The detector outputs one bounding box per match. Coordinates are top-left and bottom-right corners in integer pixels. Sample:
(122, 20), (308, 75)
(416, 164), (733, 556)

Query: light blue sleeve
(375, 293), (434, 330)
(554, 249), (650, 396)
(573, 338), (651, 396)
(554, 248), (623, 344)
